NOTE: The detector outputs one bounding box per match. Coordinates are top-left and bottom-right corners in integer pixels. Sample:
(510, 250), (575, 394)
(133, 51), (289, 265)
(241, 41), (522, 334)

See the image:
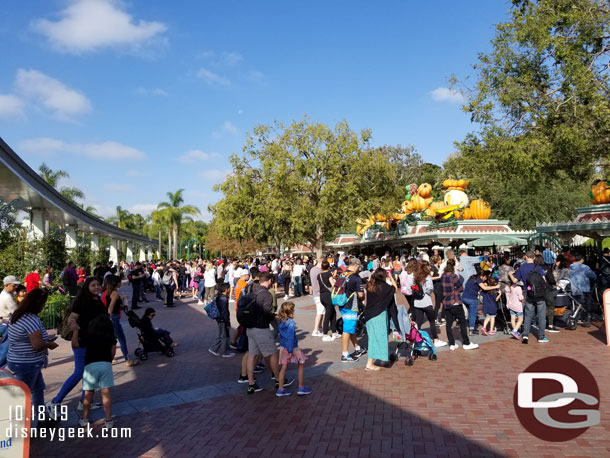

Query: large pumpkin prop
(418, 183), (432, 198)
(462, 207), (472, 220)
(591, 180), (610, 205)
(411, 194), (432, 212)
(469, 200), (491, 219)
(443, 178), (469, 192)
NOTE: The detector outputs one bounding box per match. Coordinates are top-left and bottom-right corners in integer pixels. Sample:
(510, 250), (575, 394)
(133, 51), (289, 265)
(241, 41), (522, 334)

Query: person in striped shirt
(7, 289), (59, 416)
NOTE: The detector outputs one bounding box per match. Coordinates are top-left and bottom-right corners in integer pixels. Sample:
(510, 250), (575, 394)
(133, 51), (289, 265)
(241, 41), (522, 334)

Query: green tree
(446, 0), (610, 228)
(212, 118), (410, 258)
(38, 162), (85, 204)
(157, 190), (199, 260)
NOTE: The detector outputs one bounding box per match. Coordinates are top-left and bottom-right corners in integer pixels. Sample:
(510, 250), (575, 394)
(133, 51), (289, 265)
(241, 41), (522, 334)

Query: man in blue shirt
(510, 252), (549, 344)
(543, 246), (556, 266)
(569, 254), (597, 323)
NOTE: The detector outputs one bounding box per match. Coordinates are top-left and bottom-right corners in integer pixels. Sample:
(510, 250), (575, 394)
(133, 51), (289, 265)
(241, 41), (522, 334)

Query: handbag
(204, 298), (220, 319)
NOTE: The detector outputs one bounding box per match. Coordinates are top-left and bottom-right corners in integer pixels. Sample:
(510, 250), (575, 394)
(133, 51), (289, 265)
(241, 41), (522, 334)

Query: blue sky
(0, 0), (511, 220)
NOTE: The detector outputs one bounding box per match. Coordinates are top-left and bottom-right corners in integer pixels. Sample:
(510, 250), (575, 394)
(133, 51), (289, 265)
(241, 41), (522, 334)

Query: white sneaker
(78, 401), (101, 411)
(208, 348), (220, 356)
(322, 335), (333, 342)
(331, 333), (341, 340)
(197, 300), (204, 305)
(45, 400), (60, 421)
(434, 340), (448, 348)
(79, 418), (90, 427)
(463, 343), (479, 350)
(449, 345), (458, 351)
(222, 352), (236, 358)
(104, 419), (114, 429)
(311, 330), (322, 337)
(284, 295), (289, 300)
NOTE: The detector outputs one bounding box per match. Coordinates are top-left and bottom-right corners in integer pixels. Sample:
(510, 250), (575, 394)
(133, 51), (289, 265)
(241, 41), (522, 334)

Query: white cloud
(178, 149), (219, 163)
(197, 68), (230, 86)
(200, 169), (230, 183)
(221, 52), (243, 66)
(212, 121), (238, 138)
(136, 87), (167, 96)
(430, 87), (465, 103)
(15, 69), (92, 120)
(31, 0), (167, 54)
(0, 94), (25, 118)
(19, 137), (146, 160)
(128, 203), (158, 216)
(104, 183), (134, 192)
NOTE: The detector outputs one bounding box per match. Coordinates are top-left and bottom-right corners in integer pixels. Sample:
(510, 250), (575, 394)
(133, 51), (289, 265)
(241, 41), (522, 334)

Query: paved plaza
(30, 284), (610, 457)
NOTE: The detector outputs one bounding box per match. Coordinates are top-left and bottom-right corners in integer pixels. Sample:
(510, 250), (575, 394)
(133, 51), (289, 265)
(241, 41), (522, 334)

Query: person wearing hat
(1, 275), (21, 367)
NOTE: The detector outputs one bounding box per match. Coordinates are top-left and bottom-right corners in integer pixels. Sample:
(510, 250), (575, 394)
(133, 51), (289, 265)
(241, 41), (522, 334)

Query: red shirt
(77, 268), (86, 284)
(24, 272), (41, 293)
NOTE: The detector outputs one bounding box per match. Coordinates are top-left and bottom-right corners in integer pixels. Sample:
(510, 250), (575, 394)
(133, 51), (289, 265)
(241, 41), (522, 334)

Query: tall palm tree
(38, 162), (85, 204)
(157, 189), (199, 259)
(152, 209), (171, 259)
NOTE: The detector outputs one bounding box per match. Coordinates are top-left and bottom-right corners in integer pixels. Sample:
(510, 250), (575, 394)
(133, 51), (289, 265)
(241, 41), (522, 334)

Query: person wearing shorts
(340, 259), (366, 362)
(309, 260), (324, 336)
(245, 272), (293, 394)
(71, 314), (116, 429)
(505, 281), (524, 340)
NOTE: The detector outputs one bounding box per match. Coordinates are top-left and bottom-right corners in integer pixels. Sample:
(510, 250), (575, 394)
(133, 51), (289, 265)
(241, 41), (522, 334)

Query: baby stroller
(390, 305), (437, 366)
(124, 308), (175, 360)
(495, 287), (512, 335)
(554, 280), (591, 330)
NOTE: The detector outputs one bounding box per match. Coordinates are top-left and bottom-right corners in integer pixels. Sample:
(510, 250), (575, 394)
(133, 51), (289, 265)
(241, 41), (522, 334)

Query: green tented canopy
(467, 234), (528, 247)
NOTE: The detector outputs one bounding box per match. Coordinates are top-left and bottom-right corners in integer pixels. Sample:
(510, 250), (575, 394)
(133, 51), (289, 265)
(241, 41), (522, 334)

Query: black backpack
(236, 285), (262, 328)
(526, 266), (546, 300)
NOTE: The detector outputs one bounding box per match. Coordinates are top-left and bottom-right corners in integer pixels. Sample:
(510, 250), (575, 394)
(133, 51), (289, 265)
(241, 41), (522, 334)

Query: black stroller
(124, 308), (175, 360)
(555, 280), (592, 330)
(389, 305), (438, 366)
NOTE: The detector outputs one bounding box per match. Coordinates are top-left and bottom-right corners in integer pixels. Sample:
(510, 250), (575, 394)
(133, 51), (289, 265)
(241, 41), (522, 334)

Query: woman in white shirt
(203, 264), (217, 305)
(291, 259), (306, 297)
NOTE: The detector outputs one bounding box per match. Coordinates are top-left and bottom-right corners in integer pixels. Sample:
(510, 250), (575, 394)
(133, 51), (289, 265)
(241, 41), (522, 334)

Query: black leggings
(321, 295), (336, 334)
(445, 305), (470, 346)
(412, 306), (438, 339)
(283, 273), (291, 296)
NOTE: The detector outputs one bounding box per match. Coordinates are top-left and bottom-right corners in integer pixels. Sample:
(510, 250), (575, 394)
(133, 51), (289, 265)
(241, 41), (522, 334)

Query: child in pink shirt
(505, 281), (524, 340)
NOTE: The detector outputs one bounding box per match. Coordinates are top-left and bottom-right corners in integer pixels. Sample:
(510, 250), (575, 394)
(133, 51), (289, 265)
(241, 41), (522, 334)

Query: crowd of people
(0, 243), (605, 423)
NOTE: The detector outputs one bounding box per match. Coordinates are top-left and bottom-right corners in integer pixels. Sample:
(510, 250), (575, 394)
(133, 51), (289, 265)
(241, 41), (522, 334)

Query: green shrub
(40, 290), (72, 330)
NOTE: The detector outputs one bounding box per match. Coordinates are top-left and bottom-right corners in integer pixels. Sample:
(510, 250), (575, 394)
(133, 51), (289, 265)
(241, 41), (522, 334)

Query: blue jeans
(8, 361), (45, 413)
(523, 300), (546, 340)
(53, 347), (86, 403)
(165, 284), (175, 305)
(154, 283), (163, 299)
(0, 322), (8, 367)
(462, 297), (479, 329)
(292, 276), (303, 296)
(197, 280), (205, 300)
(112, 314), (130, 360)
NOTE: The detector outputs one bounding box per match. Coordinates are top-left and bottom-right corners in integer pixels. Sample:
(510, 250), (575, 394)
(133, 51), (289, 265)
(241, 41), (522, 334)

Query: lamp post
(185, 238), (198, 261)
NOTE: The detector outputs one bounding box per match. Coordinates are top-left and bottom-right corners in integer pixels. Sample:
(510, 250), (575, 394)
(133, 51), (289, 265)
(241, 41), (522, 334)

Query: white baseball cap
(3, 275), (21, 286)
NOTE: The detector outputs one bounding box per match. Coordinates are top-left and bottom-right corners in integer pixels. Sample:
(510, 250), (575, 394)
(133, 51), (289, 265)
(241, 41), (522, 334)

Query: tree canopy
(445, 0), (609, 228)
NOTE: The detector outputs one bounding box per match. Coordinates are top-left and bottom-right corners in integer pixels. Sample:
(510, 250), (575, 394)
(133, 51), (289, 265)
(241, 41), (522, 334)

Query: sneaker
(229, 343), (238, 350)
(222, 352), (236, 358)
(480, 328), (488, 336)
(469, 328), (479, 335)
(79, 418), (90, 427)
(331, 333), (341, 340)
(297, 386), (312, 396)
(253, 366), (264, 374)
(104, 419), (114, 429)
(522, 337), (529, 345)
(510, 330), (520, 339)
(434, 340), (447, 348)
(322, 335), (333, 342)
(341, 354), (358, 362)
(273, 377), (295, 389)
(463, 343), (479, 350)
(311, 330), (322, 337)
(237, 375), (250, 383)
(77, 401), (102, 411)
(449, 345), (458, 351)
(284, 295), (289, 300)
(276, 388), (292, 397)
(247, 384), (263, 394)
(538, 337), (550, 343)
(488, 330), (497, 335)
(546, 327), (560, 333)
(208, 348), (220, 356)
(354, 347), (367, 357)
(197, 300), (204, 306)
(45, 400), (60, 421)
(256, 362), (266, 369)
(126, 359), (139, 367)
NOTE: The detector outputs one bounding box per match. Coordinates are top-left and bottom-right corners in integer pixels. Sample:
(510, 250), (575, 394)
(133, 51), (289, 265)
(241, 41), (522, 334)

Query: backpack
(526, 266), (546, 300)
(162, 271), (173, 286)
(60, 302), (75, 341)
(236, 286), (263, 328)
(331, 274), (354, 307)
(410, 283), (425, 301)
(204, 298), (220, 319)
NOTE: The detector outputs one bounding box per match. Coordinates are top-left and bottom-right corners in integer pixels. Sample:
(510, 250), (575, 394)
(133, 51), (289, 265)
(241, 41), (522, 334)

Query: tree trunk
(172, 225), (178, 260)
(167, 230), (172, 260)
(158, 230), (162, 258)
(314, 223), (324, 260)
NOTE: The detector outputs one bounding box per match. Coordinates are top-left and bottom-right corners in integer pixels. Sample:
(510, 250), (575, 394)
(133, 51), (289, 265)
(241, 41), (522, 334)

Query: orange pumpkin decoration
(418, 183), (432, 198)
(411, 194), (432, 212)
(590, 180), (610, 205)
(462, 207), (472, 220)
(401, 200), (414, 214)
(429, 201), (445, 212)
(469, 200), (491, 219)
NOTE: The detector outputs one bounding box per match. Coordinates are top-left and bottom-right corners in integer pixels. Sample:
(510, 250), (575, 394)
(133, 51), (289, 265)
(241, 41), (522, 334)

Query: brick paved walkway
(28, 284), (610, 457)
